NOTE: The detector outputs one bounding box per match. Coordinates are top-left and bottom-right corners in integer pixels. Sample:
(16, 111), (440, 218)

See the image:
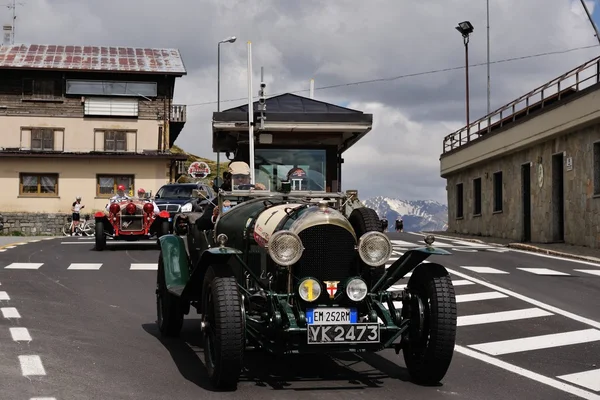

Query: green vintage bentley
(154, 95), (457, 390)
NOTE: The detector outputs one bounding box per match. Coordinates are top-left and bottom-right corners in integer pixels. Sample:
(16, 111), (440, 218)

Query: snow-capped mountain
(363, 197), (448, 232)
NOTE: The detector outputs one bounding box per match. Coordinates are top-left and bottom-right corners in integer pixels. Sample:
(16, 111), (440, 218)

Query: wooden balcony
(171, 104), (186, 123)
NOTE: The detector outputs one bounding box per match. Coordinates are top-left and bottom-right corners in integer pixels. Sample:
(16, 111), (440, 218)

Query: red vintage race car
(94, 199), (170, 251)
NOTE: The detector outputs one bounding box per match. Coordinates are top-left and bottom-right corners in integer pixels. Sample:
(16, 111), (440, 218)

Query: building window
(473, 177), (482, 215)
(456, 183), (464, 218)
(104, 131), (127, 152)
(22, 78), (61, 100)
(594, 142), (600, 195)
(96, 175), (134, 197)
(493, 171), (503, 212)
(31, 128), (54, 151)
(19, 173), (58, 196)
(66, 80), (157, 97)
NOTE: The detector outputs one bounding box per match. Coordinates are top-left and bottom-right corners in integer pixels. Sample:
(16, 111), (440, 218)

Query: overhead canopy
(212, 93), (373, 154)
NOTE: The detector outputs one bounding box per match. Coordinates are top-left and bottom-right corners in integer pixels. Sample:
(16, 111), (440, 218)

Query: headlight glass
(180, 203), (193, 212)
(298, 278), (321, 302)
(346, 278), (368, 301)
(267, 230), (304, 266)
(358, 231), (393, 266)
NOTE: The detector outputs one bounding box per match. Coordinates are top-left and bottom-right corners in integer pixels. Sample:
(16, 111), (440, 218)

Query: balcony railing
(171, 104), (186, 123)
(442, 54), (600, 154)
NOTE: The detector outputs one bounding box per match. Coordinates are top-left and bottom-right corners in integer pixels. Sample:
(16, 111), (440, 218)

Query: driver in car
(105, 184), (131, 210)
(137, 188), (160, 214)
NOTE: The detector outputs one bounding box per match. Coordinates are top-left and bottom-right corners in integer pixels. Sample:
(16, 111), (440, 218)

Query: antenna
(4, 1), (25, 44)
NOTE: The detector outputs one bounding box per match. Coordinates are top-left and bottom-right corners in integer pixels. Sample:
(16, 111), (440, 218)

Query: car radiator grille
(293, 224), (357, 282)
(158, 204), (181, 212)
(120, 216), (144, 231)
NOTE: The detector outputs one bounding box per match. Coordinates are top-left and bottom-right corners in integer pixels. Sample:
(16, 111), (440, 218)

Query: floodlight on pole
(456, 21), (473, 136)
(216, 35), (237, 189)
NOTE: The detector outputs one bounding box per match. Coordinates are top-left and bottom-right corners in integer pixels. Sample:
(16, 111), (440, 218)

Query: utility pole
(5, 0), (24, 44)
(486, 0), (491, 114)
(579, 0), (600, 45)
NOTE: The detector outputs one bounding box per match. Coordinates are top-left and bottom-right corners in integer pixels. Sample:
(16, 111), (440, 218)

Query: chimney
(2, 25), (11, 46)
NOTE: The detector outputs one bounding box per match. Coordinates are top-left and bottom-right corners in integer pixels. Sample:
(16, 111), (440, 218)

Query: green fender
(371, 246), (451, 293)
(158, 234), (191, 296)
(180, 246), (243, 301)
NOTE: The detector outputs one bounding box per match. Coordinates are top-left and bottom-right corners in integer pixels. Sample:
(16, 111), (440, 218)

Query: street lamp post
(456, 21), (474, 137)
(216, 36), (237, 188)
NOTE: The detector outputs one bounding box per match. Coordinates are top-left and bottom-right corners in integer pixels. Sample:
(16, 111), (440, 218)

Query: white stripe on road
(455, 345), (600, 400)
(30, 398), (57, 400)
(130, 263), (158, 270)
(461, 266), (509, 274)
(10, 327), (32, 341)
(61, 240), (157, 245)
(575, 269), (600, 277)
(557, 368), (600, 392)
(517, 268), (570, 276)
(0, 291), (9, 300)
(469, 328), (600, 356)
(388, 279), (474, 292)
(456, 292), (508, 303)
(1, 307), (20, 318)
(67, 263), (103, 270)
(446, 267), (600, 330)
(19, 355), (46, 376)
(4, 263), (44, 270)
(457, 307), (553, 327)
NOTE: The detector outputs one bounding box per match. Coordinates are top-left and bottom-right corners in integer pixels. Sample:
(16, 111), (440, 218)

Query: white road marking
(3, 245), (16, 249)
(130, 263), (158, 270)
(19, 355), (46, 376)
(388, 279), (473, 292)
(508, 248), (600, 267)
(461, 266), (509, 274)
(0, 249), (6, 252)
(4, 263), (44, 270)
(557, 368), (600, 392)
(517, 268), (570, 276)
(10, 327), (32, 341)
(446, 267), (600, 330)
(30, 398), (57, 400)
(0, 291), (9, 300)
(457, 307), (553, 327)
(575, 269), (600, 277)
(455, 345), (600, 400)
(67, 263), (103, 270)
(469, 328), (600, 356)
(1, 307), (20, 318)
(391, 240), (418, 247)
(61, 240), (157, 245)
(456, 292), (508, 303)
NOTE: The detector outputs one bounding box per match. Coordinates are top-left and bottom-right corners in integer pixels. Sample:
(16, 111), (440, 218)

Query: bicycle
(62, 214), (95, 236)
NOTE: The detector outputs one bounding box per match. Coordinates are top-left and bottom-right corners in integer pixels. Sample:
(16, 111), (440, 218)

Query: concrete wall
(0, 157), (170, 213)
(446, 122), (600, 248)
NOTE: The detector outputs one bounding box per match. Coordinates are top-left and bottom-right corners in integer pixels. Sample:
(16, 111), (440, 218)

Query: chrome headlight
(180, 202), (193, 212)
(298, 278), (321, 302)
(346, 278), (368, 301)
(267, 230), (304, 266)
(358, 231), (393, 266)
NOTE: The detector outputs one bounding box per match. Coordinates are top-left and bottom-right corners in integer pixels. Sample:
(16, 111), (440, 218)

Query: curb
(506, 243), (600, 264)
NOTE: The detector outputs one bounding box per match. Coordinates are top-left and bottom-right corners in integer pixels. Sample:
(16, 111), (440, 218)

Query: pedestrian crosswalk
(384, 254), (600, 394)
(2, 262), (159, 270)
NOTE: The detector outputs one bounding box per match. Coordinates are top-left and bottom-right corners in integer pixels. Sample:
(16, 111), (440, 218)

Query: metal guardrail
(171, 104), (186, 123)
(443, 55), (600, 154)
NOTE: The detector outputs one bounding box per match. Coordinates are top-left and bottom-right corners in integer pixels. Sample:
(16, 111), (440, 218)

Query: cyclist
(71, 196), (85, 236)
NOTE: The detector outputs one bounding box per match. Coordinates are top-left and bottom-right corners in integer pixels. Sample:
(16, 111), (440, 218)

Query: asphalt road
(0, 233), (599, 400)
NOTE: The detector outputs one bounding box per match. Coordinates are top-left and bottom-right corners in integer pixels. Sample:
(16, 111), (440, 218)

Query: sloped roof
(0, 44), (187, 75)
(222, 93), (363, 114)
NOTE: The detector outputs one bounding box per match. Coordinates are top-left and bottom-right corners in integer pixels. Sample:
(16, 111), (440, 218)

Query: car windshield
(156, 185), (195, 199)
(252, 148), (327, 192)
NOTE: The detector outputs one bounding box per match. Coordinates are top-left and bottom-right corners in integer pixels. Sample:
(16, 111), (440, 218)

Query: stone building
(0, 43), (188, 235)
(440, 55), (600, 248)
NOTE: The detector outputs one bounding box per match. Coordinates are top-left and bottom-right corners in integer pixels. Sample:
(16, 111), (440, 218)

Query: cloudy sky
(3, 0), (600, 203)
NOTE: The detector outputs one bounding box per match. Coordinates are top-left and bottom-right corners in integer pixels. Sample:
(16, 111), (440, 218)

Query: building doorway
(552, 152), (565, 242)
(521, 163), (531, 242)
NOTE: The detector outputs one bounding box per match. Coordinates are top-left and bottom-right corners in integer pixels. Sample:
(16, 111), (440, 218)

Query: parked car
(153, 182), (216, 231)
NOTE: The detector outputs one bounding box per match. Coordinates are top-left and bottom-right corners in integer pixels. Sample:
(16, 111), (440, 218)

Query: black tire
(156, 254), (184, 337)
(349, 207), (387, 285)
(402, 263), (457, 385)
(202, 264), (245, 390)
(160, 220), (170, 236)
(95, 221), (106, 251)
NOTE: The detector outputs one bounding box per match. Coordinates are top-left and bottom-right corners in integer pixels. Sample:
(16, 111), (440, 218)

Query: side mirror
(155, 194), (160, 199)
